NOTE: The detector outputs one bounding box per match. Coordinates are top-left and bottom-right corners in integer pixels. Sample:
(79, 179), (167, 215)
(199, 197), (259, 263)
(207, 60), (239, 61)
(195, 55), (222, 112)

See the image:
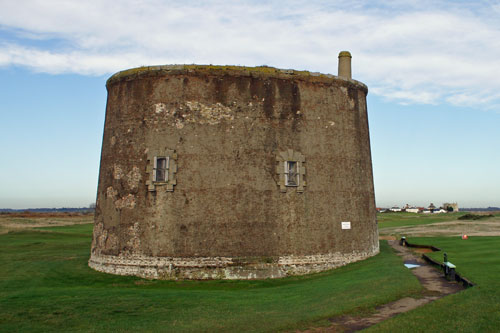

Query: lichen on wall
(127, 166), (142, 190)
(114, 194), (136, 209)
(153, 101), (234, 127)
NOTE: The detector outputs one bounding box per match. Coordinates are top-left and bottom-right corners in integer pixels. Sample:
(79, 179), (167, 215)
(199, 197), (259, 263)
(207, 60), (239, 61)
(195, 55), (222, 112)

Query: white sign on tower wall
(341, 221), (351, 230)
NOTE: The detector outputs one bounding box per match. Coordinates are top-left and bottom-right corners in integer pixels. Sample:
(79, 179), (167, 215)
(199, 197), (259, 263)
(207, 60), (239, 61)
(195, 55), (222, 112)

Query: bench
(444, 261), (456, 280)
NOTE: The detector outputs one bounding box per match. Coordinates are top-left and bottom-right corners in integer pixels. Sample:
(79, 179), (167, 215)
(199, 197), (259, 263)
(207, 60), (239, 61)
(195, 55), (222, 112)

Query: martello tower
(89, 52), (379, 279)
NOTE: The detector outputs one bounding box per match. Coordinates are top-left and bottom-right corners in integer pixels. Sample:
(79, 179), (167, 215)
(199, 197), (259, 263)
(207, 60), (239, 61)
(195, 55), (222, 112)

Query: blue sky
(1, 0), (499, 208)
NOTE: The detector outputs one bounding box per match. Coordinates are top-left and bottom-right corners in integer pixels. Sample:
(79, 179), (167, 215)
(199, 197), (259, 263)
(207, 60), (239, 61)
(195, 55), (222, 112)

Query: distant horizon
(2, 203), (499, 210)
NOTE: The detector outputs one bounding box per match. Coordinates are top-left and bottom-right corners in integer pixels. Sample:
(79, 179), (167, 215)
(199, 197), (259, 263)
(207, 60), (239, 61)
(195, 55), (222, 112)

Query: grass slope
(0, 224), (421, 332)
(367, 236), (500, 332)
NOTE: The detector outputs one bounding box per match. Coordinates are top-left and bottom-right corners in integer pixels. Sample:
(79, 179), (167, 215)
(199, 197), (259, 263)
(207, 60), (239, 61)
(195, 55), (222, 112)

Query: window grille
(146, 149), (177, 192)
(285, 161), (299, 186)
(154, 157), (169, 182)
(276, 149), (305, 193)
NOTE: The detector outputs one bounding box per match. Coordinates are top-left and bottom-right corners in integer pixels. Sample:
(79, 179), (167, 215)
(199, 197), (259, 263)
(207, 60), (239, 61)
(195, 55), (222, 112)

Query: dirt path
(302, 240), (463, 332)
(388, 240), (462, 296)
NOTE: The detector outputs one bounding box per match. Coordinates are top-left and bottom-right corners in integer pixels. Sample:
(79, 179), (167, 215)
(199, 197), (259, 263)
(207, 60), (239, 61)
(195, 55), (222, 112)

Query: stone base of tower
(88, 247), (379, 280)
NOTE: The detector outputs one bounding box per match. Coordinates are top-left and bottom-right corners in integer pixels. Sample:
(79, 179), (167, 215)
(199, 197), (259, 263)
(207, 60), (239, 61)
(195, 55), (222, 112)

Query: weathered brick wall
(90, 65), (378, 279)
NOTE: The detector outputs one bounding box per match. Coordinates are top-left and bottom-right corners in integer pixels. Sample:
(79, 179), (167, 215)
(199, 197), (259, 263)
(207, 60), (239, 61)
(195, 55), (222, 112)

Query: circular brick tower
(89, 53), (379, 279)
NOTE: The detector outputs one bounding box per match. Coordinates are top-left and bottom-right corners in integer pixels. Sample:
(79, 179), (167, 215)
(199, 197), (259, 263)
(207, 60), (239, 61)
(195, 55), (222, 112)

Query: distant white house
(383, 203), (456, 214)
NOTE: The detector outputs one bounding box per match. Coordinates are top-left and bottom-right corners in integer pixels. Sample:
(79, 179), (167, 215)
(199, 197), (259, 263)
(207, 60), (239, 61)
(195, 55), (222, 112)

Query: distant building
(442, 202), (459, 212)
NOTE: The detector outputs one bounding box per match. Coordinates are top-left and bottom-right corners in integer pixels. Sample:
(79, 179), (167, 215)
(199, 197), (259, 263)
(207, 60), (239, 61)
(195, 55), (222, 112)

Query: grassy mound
(458, 213), (494, 220)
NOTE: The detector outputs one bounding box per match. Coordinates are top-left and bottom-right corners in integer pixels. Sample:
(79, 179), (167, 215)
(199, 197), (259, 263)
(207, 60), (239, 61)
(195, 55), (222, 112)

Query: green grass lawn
(367, 236), (500, 332)
(0, 224), (421, 332)
(377, 212), (467, 229)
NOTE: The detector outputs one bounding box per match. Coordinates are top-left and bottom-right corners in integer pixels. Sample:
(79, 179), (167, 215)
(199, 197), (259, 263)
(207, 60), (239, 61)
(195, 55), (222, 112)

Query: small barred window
(276, 149), (306, 193)
(284, 161), (299, 186)
(154, 157), (169, 182)
(146, 149), (177, 192)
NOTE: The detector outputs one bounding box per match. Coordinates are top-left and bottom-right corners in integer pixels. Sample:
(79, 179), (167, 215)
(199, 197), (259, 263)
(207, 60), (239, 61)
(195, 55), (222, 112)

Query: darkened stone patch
(347, 86), (359, 111)
(212, 76), (226, 104)
(262, 79), (276, 119)
(276, 79), (301, 120)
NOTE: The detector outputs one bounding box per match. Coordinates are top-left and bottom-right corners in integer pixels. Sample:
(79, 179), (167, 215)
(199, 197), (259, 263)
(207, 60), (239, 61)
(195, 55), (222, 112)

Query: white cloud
(1, 0), (500, 107)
